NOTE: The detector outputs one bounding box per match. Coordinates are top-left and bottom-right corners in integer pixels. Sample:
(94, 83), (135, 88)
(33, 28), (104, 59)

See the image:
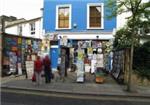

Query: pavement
(1, 71), (150, 98)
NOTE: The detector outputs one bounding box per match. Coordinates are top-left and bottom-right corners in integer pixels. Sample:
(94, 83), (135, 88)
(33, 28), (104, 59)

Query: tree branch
(118, 0), (131, 10)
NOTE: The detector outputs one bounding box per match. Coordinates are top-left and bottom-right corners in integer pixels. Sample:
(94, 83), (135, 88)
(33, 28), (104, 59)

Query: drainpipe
(0, 17), (5, 76)
(0, 27), (2, 76)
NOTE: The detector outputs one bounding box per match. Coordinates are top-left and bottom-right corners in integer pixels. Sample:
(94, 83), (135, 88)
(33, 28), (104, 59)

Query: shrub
(133, 41), (150, 80)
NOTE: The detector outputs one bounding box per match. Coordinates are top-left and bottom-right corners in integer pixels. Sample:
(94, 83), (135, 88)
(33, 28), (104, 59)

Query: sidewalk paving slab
(1, 72), (150, 98)
(1, 78), (150, 98)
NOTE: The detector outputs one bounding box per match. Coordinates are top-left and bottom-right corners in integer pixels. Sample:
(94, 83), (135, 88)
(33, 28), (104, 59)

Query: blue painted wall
(43, 0), (116, 33)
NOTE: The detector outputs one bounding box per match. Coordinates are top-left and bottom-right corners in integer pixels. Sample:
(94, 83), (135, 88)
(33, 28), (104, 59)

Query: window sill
(87, 27), (104, 30)
(55, 28), (72, 30)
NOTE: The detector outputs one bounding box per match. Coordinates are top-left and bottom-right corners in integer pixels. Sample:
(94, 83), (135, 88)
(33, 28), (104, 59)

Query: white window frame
(30, 22), (35, 35)
(87, 3), (104, 29)
(55, 4), (72, 30)
(18, 25), (22, 35)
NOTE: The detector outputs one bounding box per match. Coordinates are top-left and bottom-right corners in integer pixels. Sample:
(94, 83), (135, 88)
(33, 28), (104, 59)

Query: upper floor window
(56, 4), (72, 29)
(30, 22), (35, 35)
(18, 25), (22, 35)
(87, 3), (104, 29)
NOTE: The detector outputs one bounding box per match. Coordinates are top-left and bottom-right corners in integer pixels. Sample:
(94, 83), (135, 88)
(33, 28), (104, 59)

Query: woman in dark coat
(43, 55), (52, 83)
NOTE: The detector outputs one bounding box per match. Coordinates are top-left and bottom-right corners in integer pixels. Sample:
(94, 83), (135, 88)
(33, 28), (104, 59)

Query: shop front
(50, 32), (114, 83)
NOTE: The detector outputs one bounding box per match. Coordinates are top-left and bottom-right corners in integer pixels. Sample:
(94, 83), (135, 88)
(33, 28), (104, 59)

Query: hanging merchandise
(76, 48), (84, 82)
(87, 47), (93, 55)
(91, 60), (97, 73)
(111, 51), (124, 80)
(18, 63), (22, 75)
(97, 42), (102, 48)
(84, 57), (91, 73)
(96, 53), (104, 68)
(78, 49), (84, 61)
(92, 41), (97, 48)
(76, 60), (84, 82)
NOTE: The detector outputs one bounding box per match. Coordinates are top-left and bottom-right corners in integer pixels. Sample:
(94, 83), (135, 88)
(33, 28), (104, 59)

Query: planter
(96, 76), (104, 83)
(95, 72), (105, 83)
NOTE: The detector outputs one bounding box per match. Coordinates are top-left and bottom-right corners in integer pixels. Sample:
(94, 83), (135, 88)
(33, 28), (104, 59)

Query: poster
(88, 48), (93, 54)
(18, 38), (22, 44)
(60, 36), (68, 46)
(26, 61), (34, 79)
(31, 54), (36, 61)
(11, 46), (17, 51)
(28, 40), (31, 45)
(9, 52), (17, 73)
(78, 49), (84, 60)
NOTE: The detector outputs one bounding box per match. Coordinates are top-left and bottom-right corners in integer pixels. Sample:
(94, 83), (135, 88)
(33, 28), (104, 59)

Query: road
(1, 89), (150, 105)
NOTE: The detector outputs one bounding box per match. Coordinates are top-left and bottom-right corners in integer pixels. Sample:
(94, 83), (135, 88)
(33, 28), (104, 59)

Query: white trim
(87, 3), (104, 29)
(58, 33), (113, 40)
(51, 45), (59, 48)
(55, 4), (72, 30)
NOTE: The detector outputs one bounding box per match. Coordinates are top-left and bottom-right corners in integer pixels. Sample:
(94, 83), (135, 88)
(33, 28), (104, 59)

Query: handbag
(32, 73), (36, 82)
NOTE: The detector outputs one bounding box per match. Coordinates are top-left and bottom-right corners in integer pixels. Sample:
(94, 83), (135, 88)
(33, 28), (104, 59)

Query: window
(18, 25), (22, 35)
(30, 22), (35, 35)
(56, 5), (72, 29)
(87, 3), (104, 29)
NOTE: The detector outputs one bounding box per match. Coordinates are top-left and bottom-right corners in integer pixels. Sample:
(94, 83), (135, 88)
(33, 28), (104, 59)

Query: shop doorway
(60, 46), (70, 77)
(50, 48), (59, 70)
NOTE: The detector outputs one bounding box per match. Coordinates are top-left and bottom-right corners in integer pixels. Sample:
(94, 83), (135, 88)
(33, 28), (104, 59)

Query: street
(1, 89), (150, 105)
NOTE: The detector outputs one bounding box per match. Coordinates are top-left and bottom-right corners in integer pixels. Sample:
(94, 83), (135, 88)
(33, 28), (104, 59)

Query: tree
(106, 0), (150, 91)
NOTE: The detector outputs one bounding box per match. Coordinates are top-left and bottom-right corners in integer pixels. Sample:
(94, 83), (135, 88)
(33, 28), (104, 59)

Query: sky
(0, 0), (43, 19)
(0, 0), (149, 20)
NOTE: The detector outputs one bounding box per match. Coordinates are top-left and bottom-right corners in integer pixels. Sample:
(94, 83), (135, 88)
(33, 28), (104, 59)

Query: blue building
(43, 0), (116, 70)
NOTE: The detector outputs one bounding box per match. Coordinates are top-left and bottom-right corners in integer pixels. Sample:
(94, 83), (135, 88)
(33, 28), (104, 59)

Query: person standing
(43, 55), (52, 83)
(34, 56), (43, 85)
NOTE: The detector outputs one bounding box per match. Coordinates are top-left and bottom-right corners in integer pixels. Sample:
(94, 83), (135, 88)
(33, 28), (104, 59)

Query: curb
(1, 85), (150, 99)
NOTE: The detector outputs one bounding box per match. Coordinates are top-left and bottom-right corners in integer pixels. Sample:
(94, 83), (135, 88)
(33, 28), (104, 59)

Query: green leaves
(133, 41), (150, 80)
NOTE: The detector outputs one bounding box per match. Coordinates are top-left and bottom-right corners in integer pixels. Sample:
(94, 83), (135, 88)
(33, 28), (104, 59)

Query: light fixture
(96, 35), (99, 39)
(73, 23), (77, 28)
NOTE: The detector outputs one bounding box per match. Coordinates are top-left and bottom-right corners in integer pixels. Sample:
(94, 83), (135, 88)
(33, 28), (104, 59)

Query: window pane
(89, 6), (101, 28)
(59, 20), (64, 28)
(65, 20), (69, 28)
(90, 7), (96, 17)
(58, 7), (69, 28)
(64, 8), (69, 17)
